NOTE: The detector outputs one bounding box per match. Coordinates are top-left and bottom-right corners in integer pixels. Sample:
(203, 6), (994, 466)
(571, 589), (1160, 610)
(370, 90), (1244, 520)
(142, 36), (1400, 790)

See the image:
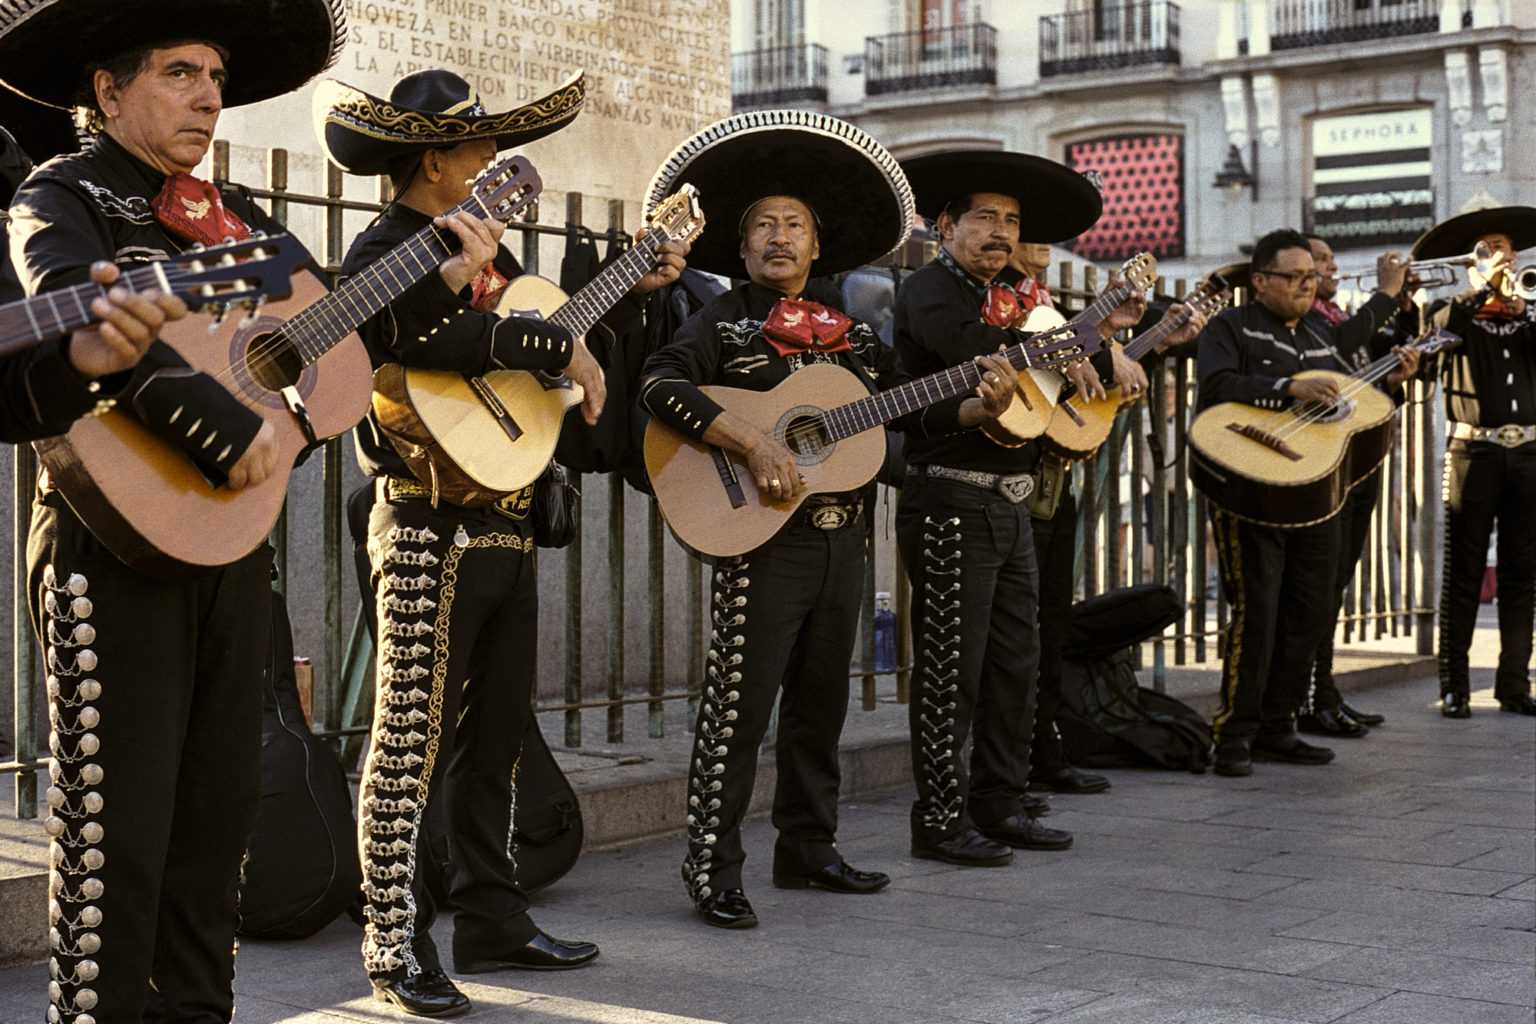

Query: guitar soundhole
(244, 330), (304, 391)
(780, 408), (832, 465)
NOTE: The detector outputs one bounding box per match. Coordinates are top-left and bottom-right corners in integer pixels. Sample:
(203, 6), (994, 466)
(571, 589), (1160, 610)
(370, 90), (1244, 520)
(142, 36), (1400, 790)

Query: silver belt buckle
(807, 502), (854, 530)
(1496, 424), (1529, 448)
(997, 474), (1035, 504)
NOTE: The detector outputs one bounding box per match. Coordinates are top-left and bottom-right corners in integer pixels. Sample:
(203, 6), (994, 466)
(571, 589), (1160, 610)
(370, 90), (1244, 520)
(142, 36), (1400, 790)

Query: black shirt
(1196, 300), (1344, 413)
(1435, 301), (1536, 428)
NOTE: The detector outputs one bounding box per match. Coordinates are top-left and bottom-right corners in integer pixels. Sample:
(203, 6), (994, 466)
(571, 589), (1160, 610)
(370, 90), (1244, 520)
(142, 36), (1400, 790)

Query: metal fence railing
(1, 143), (1443, 816)
(1265, 0), (1442, 50)
(1039, 1), (1183, 79)
(865, 23), (998, 97)
(732, 43), (829, 109)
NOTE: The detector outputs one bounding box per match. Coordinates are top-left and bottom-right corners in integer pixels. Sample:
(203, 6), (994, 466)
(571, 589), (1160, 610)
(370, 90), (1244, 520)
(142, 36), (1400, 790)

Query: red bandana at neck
(470, 264), (509, 312)
(761, 297), (854, 357)
(151, 173), (252, 247)
(1311, 298), (1348, 327)
(981, 282), (1026, 329)
(1475, 293), (1525, 321)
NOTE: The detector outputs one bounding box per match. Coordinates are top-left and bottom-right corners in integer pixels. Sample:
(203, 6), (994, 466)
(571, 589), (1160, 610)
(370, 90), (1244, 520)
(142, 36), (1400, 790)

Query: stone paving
(0, 672), (1530, 1024)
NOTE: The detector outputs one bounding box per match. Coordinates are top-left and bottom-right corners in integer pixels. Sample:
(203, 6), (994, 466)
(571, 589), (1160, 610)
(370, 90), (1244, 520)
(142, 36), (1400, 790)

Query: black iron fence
(865, 23), (998, 97)
(0, 145), (1442, 815)
(1039, 1), (1182, 78)
(732, 43), (829, 109)
(1267, 0), (1442, 50)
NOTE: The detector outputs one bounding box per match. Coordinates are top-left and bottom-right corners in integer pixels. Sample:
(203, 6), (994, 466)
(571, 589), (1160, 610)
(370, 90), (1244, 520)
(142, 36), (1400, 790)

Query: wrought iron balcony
(1039, 2), (1181, 78)
(732, 43), (829, 109)
(864, 23), (998, 98)
(1268, 0), (1441, 51)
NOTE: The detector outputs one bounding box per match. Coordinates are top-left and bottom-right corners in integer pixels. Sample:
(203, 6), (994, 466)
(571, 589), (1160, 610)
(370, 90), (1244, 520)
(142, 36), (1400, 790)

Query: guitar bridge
(709, 446), (747, 510)
(1226, 422), (1302, 461)
(468, 376), (523, 443)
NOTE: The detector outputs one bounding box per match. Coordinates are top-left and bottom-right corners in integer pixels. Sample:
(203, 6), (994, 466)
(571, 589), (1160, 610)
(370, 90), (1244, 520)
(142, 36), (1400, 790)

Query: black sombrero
(315, 70), (585, 177)
(644, 109), (914, 279)
(1411, 201), (1536, 260)
(1209, 261), (1252, 293)
(900, 151), (1103, 244)
(0, 0), (345, 110)
(0, 85), (79, 205)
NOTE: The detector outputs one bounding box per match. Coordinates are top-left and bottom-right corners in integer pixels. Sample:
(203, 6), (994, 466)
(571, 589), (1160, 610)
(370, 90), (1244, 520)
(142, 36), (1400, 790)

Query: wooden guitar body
(379, 274), (583, 501)
(35, 271), (372, 575)
(991, 305), (1068, 441)
(1044, 386), (1125, 459)
(643, 363), (885, 559)
(1188, 370), (1396, 528)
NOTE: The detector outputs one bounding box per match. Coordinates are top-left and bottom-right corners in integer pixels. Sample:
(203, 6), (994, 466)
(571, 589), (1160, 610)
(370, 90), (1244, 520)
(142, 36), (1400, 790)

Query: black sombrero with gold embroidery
(315, 70), (585, 177)
(901, 151), (1103, 244)
(644, 109), (914, 279)
(0, 0), (346, 110)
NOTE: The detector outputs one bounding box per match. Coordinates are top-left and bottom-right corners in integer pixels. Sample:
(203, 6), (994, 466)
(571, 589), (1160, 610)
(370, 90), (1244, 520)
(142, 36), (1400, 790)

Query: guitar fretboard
(545, 233), (666, 339)
(0, 263), (170, 356)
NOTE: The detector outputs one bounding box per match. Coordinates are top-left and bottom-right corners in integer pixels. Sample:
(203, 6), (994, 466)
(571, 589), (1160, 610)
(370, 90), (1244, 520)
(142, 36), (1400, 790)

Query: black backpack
(1056, 585), (1213, 773)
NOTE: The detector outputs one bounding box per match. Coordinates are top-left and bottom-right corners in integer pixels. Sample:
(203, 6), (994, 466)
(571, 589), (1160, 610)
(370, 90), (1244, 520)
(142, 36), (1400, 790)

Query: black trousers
(1209, 508), (1338, 745)
(681, 519), (865, 902)
(29, 495), (271, 1024)
(896, 475), (1040, 844)
(358, 493), (540, 984)
(1307, 472), (1382, 712)
(1438, 439), (1536, 700)
(1027, 488), (1077, 773)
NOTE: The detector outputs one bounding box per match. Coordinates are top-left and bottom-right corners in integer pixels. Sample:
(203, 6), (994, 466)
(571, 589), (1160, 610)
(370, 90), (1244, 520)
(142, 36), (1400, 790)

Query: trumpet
(1333, 241), (1504, 291)
(1511, 263), (1536, 301)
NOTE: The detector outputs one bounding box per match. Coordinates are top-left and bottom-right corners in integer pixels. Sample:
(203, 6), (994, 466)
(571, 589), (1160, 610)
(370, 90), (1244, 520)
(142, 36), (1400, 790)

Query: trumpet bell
(1514, 264), (1536, 302)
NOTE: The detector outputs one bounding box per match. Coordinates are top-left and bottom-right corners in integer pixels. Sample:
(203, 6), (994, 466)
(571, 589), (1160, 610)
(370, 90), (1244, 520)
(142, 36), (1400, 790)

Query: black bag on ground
(1056, 585), (1212, 773)
(237, 589), (362, 939)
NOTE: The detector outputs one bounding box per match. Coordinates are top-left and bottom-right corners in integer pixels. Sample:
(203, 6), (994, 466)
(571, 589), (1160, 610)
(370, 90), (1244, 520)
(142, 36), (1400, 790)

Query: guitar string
(1261, 330), (1441, 443)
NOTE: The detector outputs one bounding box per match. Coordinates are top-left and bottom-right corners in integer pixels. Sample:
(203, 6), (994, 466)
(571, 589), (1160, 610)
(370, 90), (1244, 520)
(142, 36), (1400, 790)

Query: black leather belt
(796, 497), (863, 530)
(383, 476), (533, 519)
(922, 464), (1036, 504)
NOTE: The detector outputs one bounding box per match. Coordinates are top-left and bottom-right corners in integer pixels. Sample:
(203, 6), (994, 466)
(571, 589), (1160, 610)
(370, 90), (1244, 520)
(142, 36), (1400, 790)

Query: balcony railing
(1040, 2), (1181, 78)
(1268, 0), (1441, 50)
(865, 23), (998, 97)
(732, 43), (829, 109)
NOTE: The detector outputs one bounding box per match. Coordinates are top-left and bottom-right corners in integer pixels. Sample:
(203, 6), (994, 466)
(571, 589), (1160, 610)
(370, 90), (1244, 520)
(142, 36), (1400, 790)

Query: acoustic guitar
(645, 324), (1101, 558)
(1189, 326), (1461, 527)
(1044, 282), (1231, 459)
(35, 156), (543, 575)
(990, 252), (1158, 441)
(373, 185), (707, 504)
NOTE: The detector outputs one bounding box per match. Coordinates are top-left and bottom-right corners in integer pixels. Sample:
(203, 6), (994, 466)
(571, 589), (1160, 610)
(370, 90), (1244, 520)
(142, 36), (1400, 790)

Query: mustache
(763, 248), (797, 260)
(982, 243), (1011, 253)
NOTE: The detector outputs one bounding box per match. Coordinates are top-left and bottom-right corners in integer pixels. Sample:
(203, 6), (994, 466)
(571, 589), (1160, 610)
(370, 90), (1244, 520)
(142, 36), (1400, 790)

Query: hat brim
(0, 0), (344, 110)
(645, 110), (913, 279)
(1410, 206), (1536, 260)
(0, 83), (79, 190)
(900, 151), (1103, 244)
(1209, 261), (1252, 292)
(315, 74), (585, 177)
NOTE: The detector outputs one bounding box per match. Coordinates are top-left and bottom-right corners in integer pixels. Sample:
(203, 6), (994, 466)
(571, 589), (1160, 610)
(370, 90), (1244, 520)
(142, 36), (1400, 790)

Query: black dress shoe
(1340, 701), (1384, 726)
(978, 815), (1074, 851)
(695, 888), (758, 929)
(1441, 692), (1472, 719)
(454, 931), (599, 974)
(1030, 765), (1111, 794)
(1498, 694), (1536, 715)
(1297, 707), (1368, 738)
(773, 861), (891, 894)
(372, 975), (471, 1018)
(1252, 733), (1335, 764)
(1023, 790), (1052, 816)
(1213, 743), (1252, 777)
(911, 828), (1013, 867)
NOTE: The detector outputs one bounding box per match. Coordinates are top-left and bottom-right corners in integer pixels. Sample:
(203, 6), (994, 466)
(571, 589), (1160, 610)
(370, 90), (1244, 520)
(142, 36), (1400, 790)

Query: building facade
(731, 0), (1536, 280)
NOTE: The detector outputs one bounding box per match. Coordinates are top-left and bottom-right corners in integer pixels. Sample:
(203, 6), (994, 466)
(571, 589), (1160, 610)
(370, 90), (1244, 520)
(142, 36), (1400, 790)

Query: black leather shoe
(1297, 707), (1368, 738)
(1030, 765), (1111, 794)
(1498, 694), (1536, 715)
(978, 815), (1074, 851)
(1023, 790), (1052, 816)
(1441, 692), (1472, 719)
(372, 975), (471, 1018)
(1340, 701), (1384, 726)
(911, 828), (1013, 867)
(454, 931), (599, 973)
(1213, 742), (1252, 777)
(1252, 734), (1335, 765)
(773, 861), (890, 894)
(695, 888), (758, 929)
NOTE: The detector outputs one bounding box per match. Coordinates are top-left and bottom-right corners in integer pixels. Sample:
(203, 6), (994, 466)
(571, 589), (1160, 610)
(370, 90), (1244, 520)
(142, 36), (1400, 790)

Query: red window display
(1064, 133), (1185, 261)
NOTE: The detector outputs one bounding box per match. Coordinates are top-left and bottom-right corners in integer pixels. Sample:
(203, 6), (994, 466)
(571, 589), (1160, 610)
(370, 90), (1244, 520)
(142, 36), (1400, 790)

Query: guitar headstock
(1416, 327), (1462, 356)
(470, 155), (544, 224)
(1025, 323), (1103, 369)
(1120, 252), (1158, 294)
(162, 234), (307, 314)
(1184, 280), (1231, 319)
(648, 184), (706, 246)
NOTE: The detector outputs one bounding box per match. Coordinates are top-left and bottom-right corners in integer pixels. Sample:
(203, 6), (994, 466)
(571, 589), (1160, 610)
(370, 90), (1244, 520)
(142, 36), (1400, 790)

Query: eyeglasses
(1256, 268), (1321, 287)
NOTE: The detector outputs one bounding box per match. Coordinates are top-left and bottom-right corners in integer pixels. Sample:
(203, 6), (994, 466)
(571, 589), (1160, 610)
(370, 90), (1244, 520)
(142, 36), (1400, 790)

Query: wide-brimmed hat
(0, 0), (346, 110)
(1411, 197), (1536, 260)
(644, 109), (914, 279)
(900, 151), (1103, 244)
(315, 70), (585, 177)
(1209, 261), (1252, 293)
(0, 84), (79, 205)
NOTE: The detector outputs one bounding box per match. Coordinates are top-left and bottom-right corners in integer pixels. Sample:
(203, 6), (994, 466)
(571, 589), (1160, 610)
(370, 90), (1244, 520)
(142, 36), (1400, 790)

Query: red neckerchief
(761, 297), (853, 357)
(151, 173), (251, 247)
(1311, 297), (1348, 326)
(1475, 293), (1525, 321)
(470, 264), (509, 313)
(1016, 276), (1053, 313)
(981, 282), (1026, 329)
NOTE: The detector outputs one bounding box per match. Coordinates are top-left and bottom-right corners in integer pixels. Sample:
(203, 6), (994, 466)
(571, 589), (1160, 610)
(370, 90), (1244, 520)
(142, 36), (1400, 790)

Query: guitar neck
(0, 262), (170, 357)
(547, 233), (663, 338)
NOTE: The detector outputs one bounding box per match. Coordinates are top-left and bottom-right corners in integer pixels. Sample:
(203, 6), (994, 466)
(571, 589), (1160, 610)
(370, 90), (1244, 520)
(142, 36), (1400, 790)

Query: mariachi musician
(638, 111), (1012, 927)
(2, 1), (344, 1022)
(317, 69), (686, 1016)
(1413, 201), (1536, 718)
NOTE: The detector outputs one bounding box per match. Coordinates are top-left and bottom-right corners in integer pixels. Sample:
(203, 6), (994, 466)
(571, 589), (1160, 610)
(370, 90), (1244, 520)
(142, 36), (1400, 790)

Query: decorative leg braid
(917, 518), (963, 834)
(40, 565), (104, 1024)
(681, 558), (749, 903)
(1436, 455), (1458, 696)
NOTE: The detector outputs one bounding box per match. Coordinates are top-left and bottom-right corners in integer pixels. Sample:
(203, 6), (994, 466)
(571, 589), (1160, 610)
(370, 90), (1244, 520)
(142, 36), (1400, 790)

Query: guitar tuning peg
(250, 229), (267, 240)
(188, 243), (205, 253)
(206, 306), (226, 331)
(220, 253), (237, 266)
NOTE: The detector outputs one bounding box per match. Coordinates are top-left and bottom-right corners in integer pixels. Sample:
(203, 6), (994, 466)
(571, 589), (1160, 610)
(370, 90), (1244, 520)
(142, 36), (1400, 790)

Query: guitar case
(237, 587), (362, 939)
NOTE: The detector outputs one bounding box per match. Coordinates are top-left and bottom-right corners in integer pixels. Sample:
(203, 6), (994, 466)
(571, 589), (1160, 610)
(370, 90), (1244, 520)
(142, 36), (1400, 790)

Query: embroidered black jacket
(1196, 301), (1343, 413)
